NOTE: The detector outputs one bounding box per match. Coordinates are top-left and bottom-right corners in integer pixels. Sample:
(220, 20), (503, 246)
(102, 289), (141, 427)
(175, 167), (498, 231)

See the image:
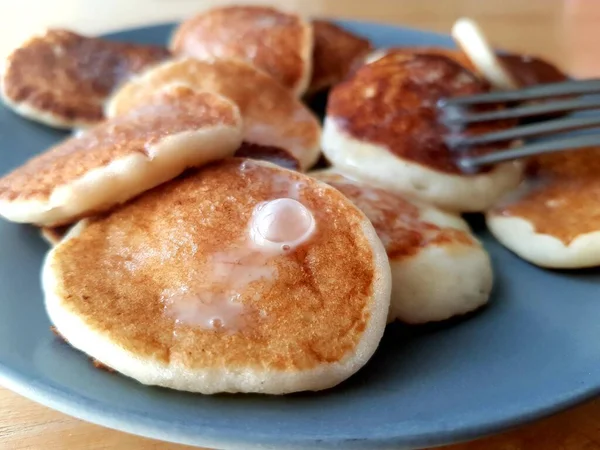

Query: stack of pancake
(0, 5), (578, 395)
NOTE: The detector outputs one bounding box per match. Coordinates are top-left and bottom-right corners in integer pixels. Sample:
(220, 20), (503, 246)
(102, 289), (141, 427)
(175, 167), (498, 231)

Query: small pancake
(43, 158), (391, 394)
(0, 85), (243, 226)
(1, 29), (170, 129)
(307, 20), (372, 94)
(487, 148), (600, 268)
(170, 6), (312, 96)
(312, 170), (492, 323)
(106, 58), (321, 171)
(322, 52), (523, 212)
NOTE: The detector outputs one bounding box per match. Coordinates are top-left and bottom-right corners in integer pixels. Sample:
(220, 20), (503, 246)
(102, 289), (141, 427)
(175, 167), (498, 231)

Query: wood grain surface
(2, 0), (600, 449)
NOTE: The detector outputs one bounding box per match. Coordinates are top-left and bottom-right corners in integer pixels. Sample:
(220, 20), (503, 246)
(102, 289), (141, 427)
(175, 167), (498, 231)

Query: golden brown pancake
(487, 148), (600, 268)
(0, 86), (243, 226)
(308, 20), (372, 94)
(312, 170), (492, 323)
(106, 58), (321, 171)
(322, 52), (523, 212)
(170, 6), (313, 96)
(1, 29), (170, 128)
(43, 158), (391, 394)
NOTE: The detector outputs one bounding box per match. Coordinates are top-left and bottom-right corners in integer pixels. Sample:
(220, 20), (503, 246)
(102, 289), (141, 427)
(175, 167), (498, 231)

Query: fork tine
(439, 79), (600, 107)
(446, 115), (600, 148)
(457, 133), (600, 170)
(441, 97), (600, 125)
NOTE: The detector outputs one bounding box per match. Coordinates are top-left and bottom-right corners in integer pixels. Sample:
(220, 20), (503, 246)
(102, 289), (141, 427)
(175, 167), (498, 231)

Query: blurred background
(0, 0), (598, 77)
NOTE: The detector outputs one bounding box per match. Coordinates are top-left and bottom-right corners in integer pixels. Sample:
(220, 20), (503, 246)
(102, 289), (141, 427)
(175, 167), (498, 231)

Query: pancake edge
(486, 213), (600, 268)
(321, 117), (525, 212)
(389, 239), (492, 324)
(42, 174), (392, 394)
(0, 111), (243, 226)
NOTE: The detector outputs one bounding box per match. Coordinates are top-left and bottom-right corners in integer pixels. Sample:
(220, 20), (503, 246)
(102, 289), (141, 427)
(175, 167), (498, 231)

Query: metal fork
(438, 79), (600, 171)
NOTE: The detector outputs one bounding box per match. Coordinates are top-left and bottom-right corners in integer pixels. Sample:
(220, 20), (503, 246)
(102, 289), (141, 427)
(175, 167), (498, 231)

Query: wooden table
(2, 0), (600, 449)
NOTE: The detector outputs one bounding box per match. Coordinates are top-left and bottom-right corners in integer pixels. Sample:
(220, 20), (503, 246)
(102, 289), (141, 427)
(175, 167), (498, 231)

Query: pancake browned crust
(106, 58), (321, 171)
(43, 158), (391, 394)
(308, 20), (372, 94)
(0, 86), (243, 226)
(487, 148), (600, 268)
(1, 29), (170, 129)
(170, 6), (313, 96)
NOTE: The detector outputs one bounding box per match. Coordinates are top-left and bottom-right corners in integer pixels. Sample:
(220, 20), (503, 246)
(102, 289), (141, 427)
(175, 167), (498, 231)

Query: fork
(438, 79), (600, 171)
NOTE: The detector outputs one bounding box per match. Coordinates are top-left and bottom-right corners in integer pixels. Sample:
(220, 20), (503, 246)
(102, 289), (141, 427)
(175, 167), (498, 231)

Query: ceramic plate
(1, 21), (599, 450)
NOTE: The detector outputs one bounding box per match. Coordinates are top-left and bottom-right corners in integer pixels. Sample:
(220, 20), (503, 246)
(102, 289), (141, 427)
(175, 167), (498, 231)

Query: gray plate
(0, 21), (599, 450)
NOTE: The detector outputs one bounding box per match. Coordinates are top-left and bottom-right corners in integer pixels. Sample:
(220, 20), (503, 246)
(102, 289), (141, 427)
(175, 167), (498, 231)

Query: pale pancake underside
(321, 117), (524, 213)
(311, 169), (493, 324)
(42, 160), (392, 394)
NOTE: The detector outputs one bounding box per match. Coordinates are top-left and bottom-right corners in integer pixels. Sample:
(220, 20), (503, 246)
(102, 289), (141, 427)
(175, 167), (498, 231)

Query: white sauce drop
(250, 198), (315, 251)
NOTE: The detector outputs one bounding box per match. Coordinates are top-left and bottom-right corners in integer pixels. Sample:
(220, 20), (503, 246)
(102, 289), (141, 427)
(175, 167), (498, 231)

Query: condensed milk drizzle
(162, 160), (317, 333)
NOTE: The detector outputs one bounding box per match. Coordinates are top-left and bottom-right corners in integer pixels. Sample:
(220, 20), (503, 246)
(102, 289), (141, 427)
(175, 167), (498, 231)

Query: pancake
(307, 20), (372, 94)
(0, 85), (243, 226)
(487, 148), (600, 268)
(321, 52), (524, 212)
(43, 158), (391, 394)
(106, 58), (321, 171)
(0, 29), (170, 129)
(170, 5), (313, 96)
(312, 170), (492, 323)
